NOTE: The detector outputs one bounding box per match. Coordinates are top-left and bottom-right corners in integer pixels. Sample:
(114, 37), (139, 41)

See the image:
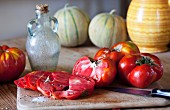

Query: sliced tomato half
(69, 75), (95, 95)
(52, 71), (71, 85)
(37, 71), (71, 97)
(52, 75), (95, 100)
(52, 90), (83, 100)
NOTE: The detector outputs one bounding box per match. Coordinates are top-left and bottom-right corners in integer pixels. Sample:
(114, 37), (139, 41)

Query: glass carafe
(26, 4), (60, 71)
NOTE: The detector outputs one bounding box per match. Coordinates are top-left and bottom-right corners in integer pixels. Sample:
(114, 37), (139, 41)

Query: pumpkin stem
(64, 3), (69, 8)
(109, 9), (116, 15)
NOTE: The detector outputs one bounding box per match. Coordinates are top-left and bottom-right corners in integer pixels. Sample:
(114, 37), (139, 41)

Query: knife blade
(103, 87), (170, 99)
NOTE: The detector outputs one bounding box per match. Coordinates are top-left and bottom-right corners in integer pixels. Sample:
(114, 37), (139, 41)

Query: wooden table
(0, 37), (170, 110)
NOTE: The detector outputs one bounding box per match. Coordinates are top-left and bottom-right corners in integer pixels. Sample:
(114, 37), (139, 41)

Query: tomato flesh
(26, 71), (45, 91)
(36, 71), (71, 97)
(52, 75), (95, 100)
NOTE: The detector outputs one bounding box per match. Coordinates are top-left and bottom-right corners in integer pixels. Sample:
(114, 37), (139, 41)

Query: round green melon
(89, 10), (127, 48)
(54, 4), (90, 47)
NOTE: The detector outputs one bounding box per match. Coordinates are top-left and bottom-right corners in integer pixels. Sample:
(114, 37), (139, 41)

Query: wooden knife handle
(151, 89), (170, 99)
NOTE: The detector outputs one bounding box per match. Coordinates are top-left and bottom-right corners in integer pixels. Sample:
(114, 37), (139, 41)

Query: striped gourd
(89, 10), (127, 48)
(54, 4), (90, 47)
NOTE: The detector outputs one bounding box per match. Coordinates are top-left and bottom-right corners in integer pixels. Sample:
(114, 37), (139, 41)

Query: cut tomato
(14, 77), (28, 89)
(14, 78), (24, 88)
(69, 75), (95, 95)
(52, 90), (83, 100)
(36, 71), (71, 97)
(52, 71), (71, 85)
(19, 77), (29, 89)
(52, 75), (95, 100)
(26, 71), (46, 91)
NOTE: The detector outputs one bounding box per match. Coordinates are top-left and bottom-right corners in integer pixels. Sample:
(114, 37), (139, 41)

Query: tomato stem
(89, 57), (100, 66)
(136, 56), (155, 66)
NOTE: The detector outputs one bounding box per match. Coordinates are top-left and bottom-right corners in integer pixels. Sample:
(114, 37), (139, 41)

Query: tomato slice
(37, 71), (71, 97)
(69, 75), (95, 95)
(52, 75), (95, 100)
(19, 77), (29, 89)
(52, 90), (83, 100)
(26, 71), (46, 91)
(14, 78), (24, 88)
(14, 76), (29, 89)
(52, 71), (71, 85)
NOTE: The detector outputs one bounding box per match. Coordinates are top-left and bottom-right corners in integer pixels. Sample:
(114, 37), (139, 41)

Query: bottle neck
(36, 10), (50, 26)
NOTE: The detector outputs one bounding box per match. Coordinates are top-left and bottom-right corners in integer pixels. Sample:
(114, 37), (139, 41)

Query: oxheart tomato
(0, 45), (26, 83)
(72, 56), (117, 87)
(94, 41), (140, 64)
(118, 53), (163, 88)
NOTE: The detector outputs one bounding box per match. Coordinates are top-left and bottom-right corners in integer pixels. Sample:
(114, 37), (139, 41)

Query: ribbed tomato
(72, 56), (117, 87)
(118, 53), (163, 88)
(0, 45), (26, 83)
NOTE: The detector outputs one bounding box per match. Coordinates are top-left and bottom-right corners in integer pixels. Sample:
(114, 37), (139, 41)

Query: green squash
(54, 4), (90, 47)
(89, 10), (127, 48)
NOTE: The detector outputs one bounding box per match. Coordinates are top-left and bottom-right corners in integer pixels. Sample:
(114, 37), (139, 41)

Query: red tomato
(141, 53), (163, 81)
(52, 75), (95, 100)
(94, 48), (124, 64)
(94, 41), (140, 64)
(72, 56), (117, 87)
(0, 45), (26, 83)
(118, 53), (163, 88)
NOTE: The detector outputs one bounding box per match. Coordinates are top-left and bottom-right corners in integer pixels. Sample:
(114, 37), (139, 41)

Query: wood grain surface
(0, 37), (170, 109)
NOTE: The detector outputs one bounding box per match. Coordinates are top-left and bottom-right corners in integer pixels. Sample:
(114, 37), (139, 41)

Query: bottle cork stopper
(36, 4), (49, 13)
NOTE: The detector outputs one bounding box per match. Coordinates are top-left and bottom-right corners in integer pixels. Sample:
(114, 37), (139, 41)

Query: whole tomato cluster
(73, 41), (163, 88)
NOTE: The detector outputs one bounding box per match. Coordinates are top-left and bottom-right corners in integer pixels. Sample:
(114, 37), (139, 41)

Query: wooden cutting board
(16, 40), (170, 109)
(17, 84), (170, 110)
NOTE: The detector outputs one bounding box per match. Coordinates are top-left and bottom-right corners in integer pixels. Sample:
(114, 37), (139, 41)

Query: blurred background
(0, 0), (130, 41)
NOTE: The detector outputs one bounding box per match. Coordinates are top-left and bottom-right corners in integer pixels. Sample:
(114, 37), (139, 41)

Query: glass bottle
(26, 4), (61, 71)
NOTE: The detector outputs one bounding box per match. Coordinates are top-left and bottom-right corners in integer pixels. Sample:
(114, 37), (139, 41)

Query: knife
(103, 87), (170, 99)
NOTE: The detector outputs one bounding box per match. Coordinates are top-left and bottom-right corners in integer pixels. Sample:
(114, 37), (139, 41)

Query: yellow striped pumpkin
(54, 4), (90, 47)
(89, 10), (127, 48)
